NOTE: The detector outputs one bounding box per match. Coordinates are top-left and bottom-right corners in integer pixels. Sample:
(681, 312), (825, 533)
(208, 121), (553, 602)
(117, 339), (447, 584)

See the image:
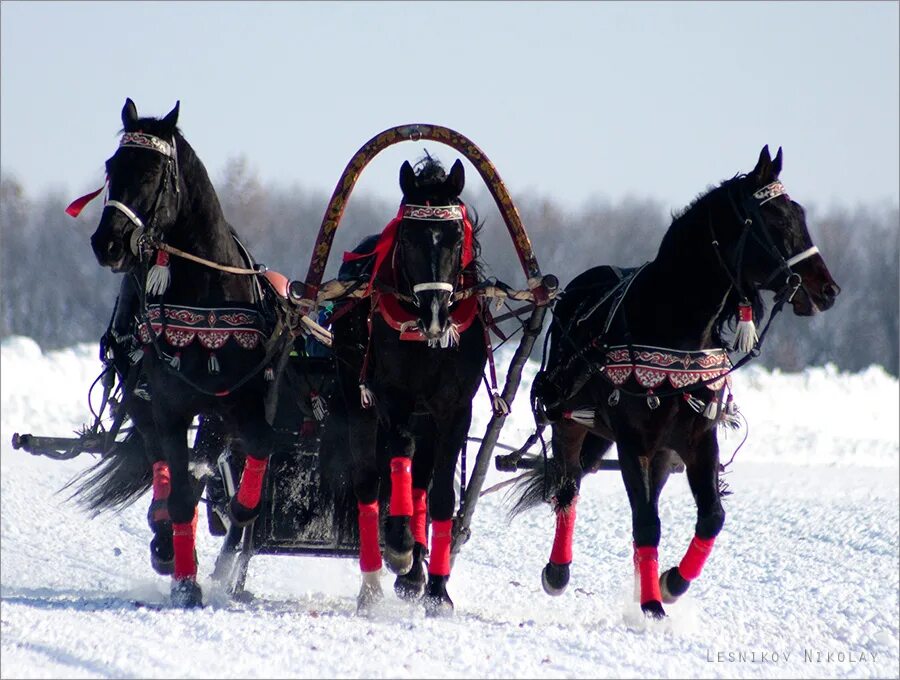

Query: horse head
(395, 156), (473, 341)
(90, 98), (182, 272)
(724, 145), (841, 316)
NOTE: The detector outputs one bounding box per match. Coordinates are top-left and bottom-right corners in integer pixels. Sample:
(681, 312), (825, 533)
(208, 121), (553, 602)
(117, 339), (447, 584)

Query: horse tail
(62, 432), (152, 515)
(505, 451), (563, 519)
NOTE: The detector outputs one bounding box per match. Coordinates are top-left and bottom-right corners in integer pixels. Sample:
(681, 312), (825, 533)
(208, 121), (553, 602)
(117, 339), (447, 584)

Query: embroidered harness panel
(602, 345), (732, 391)
(137, 304), (266, 350)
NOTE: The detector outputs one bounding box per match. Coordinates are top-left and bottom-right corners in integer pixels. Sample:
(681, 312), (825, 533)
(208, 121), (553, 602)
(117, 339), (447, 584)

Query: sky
(1, 1), (898, 216)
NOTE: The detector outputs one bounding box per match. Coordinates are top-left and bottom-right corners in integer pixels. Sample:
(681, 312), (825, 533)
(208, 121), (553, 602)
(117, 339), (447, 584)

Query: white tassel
(565, 408), (595, 427)
(146, 250), (171, 297)
(208, 352), (220, 375)
(684, 394), (705, 413)
(733, 301), (758, 352)
(607, 389), (620, 407)
(646, 392), (660, 410)
(264, 367), (275, 381)
(359, 384), (375, 409)
(129, 347), (144, 364)
(703, 397), (719, 420)
(491, 391), (510, 417)
(311, 392), (327, 421)
(169, 351), (181, 370)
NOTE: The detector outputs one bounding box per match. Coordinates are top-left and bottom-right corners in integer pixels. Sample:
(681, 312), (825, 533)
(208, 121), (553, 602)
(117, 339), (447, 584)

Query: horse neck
(163, 139), (254, 307)
(628, 194), (739, 348)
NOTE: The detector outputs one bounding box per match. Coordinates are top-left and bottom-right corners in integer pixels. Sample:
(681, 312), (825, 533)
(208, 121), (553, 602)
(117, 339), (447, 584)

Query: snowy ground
(2, 336), (898, 679)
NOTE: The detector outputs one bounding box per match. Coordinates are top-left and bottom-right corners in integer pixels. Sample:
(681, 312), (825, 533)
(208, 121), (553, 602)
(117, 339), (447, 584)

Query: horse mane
(658, 173), (764, 345)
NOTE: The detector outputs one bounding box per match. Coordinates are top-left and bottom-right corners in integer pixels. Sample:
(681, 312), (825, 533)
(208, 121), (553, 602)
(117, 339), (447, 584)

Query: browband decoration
(402, 204), (463, 221)
(120, 131), (175, 158)
(752, 180), (788, 205)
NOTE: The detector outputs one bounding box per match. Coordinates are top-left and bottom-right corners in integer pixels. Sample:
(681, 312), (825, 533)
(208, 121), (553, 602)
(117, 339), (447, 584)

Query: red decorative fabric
(678, 535), (716, 581)
(411, 488), (428, 545)
(172, 510), (198, 580)
(375, 292), (479, 342)
(428, 519), (453, 576)
(357, 500), (382, 572)
(235, 455), (267, 510)
(389, 457), (413, 516)
(65, 182), (106, 218)
(137, 304), (266, 350)
(151, 461), (171, 501)
(603, 345), (733, 391)
(549, 496), (578, 564)
(634, 545), (662, 604)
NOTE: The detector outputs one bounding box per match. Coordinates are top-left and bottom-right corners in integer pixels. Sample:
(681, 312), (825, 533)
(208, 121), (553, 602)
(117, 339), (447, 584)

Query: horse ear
(162, 101), (180, 131)
(399, 160), (417, 196)
(122, 98), (139, 130)
(771, 146), (783, 178)
(751, 145), (772, 182)
(447, 159), (465, 196)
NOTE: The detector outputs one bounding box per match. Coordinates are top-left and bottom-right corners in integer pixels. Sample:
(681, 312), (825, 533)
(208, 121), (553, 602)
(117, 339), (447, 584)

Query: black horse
(89, 99), (286, 607)
(321, 156), (488, 615)
(64, 274), (232, 575)
(510, 146), (840, 618)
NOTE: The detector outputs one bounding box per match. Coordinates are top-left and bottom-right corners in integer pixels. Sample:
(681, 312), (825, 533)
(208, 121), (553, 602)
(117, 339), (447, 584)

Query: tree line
(1, 158), (897, 376)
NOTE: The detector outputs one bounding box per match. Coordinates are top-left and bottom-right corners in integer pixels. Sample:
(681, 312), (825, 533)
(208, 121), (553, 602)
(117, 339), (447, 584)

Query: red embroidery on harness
(137, 304), (265, 351)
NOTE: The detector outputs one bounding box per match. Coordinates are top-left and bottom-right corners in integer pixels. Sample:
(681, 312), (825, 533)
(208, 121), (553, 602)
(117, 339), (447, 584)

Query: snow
(1, 336), (898, 679)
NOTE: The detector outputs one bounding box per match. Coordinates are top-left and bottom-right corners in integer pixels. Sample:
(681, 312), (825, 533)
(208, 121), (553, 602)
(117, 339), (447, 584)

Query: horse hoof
(383, 516), (414, 575)
(394, 543), (427, 600)
(227, 497), (260, 528)
(423, 575), (454, 618)
(356, 571), (384, 614)
(150, 531), (174, 576)
(659, 567), (690, 604)
(641, 600), (667, 620)
(541, 561), (570, 596)
(171, 578), (203, 609)
(147, 501), (170, 533)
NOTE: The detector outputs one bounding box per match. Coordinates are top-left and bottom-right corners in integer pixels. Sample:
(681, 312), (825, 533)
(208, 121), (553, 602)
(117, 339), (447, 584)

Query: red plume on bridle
(342, 202), (474, 295)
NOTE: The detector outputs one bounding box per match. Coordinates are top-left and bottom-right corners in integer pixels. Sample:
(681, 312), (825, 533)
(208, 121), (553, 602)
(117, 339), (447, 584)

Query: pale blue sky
(1, 1), (897, 214)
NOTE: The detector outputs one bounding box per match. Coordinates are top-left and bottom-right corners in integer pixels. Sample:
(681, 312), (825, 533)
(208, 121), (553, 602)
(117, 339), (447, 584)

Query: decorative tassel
(264, 367), (275, 381)
(207, 352), (220, 375)
(359, 383), (375, 409)
(146, 250), (171, 297)
(607, 388), (620, 407)
(683, 393), (705, 413)
(703, 397), (719, 420)
(311, 390), (327, 421)
(733, 301), (758, 352)
(491, 391), (509, 417)
(725, 393), (738, 416)
(564, 409), (595, 427)
(169, 351), (181, 370)
(646, 391), (660, 410)
(129, 347), (144, 364)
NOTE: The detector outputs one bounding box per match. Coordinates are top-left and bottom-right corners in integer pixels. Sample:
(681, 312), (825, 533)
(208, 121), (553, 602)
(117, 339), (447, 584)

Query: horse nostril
(824, 282), (841, 299)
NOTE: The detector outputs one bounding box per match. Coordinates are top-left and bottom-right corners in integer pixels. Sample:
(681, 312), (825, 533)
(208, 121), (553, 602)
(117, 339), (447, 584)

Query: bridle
(394, 202), (470, 308)
(104, 131), (181, 256)
(711, 177), (820, 307)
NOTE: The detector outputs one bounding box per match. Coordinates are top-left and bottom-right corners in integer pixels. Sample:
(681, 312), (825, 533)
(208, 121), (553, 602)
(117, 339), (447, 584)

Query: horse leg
(351, 410), (384, 613)
(422, 407), (470, 617)
(542, 420), (588, 596)
(383, 404), (416, 576)
(157, 413), (203, 608)
(619, 439), (670, 619)
(228, 407), (273, 528)
(660, 433), (725, 604)
(395, 424), (433, 600)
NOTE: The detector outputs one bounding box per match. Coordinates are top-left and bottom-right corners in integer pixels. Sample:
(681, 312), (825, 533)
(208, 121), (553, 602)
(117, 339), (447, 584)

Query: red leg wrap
(172, 515), (197, 580)
(678, 535), (716, 581)
(549, 496), (578, 565)
(152, 461), (171, 500)
(358, 500), (382, 573)
(428, 519), (453, 576)
(389, 457), (413, 516)
(635, 545), (662, 605)
(411, 488), (428, 545)
(235, 455), (267, 509)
